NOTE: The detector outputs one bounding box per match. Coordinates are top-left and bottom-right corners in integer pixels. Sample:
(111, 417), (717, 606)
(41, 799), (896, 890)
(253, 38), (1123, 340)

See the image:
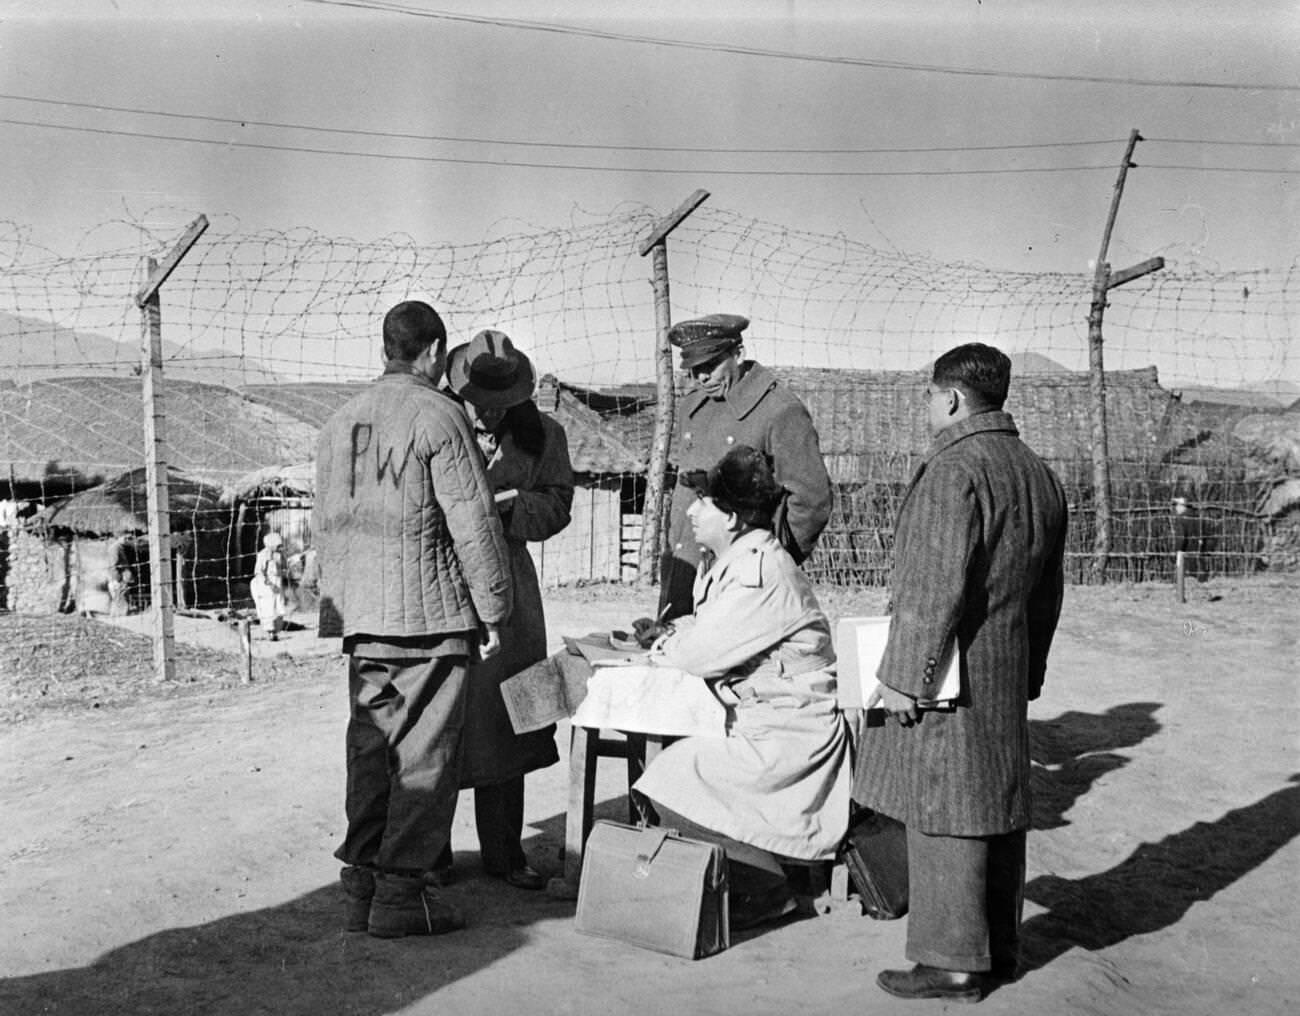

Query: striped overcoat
(851, 410), (1067, 837)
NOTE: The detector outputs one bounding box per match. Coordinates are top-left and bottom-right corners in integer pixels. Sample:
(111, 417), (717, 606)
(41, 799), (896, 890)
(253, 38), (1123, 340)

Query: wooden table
(532, 641), (856, 909)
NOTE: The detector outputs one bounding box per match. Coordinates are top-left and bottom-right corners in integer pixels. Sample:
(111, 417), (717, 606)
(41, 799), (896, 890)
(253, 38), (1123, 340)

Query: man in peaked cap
(658, 313), (832, 621)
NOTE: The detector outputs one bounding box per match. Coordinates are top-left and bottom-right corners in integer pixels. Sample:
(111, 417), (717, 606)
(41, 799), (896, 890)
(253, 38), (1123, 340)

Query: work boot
(340, 865), (375, 933)
(368, 872), (466, 939)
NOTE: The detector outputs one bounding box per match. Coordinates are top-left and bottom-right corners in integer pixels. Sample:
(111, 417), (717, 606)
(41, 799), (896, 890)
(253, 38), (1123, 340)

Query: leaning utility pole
(636, 189), (709, 586)
(1087, 131), (1164, 582)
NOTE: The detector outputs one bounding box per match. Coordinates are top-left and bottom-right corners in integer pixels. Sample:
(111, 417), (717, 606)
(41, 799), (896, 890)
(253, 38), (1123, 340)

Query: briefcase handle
(633, 826), (675, 878)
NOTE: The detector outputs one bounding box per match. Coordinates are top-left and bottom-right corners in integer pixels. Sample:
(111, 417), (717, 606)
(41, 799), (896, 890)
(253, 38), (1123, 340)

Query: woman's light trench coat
(634, 529), (851, 860)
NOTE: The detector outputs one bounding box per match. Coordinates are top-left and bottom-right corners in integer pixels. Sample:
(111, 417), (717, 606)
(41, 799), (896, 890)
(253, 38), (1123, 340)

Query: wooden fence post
(636, 189), (709, 587)
(1086, 132), (1162, 583)
(135, 215), (209, 682)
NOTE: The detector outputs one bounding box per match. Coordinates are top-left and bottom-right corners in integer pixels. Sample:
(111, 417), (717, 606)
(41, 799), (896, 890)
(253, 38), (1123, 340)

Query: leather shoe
(877, 964), (986, 1004)
(502, 865), (547, 891)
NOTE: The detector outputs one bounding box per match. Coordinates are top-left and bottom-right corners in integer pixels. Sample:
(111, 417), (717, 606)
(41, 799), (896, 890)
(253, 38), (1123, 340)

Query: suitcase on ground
(574, 820), (729, 959)
(839, 809), (909, 920)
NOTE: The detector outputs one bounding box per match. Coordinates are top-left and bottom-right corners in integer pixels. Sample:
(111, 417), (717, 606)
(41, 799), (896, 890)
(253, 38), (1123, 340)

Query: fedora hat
(447, 329), (537, 410)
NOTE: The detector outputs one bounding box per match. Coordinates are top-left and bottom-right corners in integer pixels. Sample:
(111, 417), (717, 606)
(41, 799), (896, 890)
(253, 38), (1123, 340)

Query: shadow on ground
(1030, 701), (1163, 830)
(1021, 774), (1300, 974)
(0, 874), (570, 1016)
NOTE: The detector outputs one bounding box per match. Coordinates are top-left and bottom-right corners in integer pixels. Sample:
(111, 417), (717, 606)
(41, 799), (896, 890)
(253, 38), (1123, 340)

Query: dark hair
(497, 399), (546, 457)
(682, 445), (784, 530)
(932, 343), (1011, 410)
(382, 301), (446, 363)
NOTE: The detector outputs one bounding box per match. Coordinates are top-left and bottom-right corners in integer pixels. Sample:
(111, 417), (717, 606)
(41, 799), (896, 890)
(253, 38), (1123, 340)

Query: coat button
(922, 676), (933, 684)
(725, 435), (735, 444)
(926, 657), (937, 667)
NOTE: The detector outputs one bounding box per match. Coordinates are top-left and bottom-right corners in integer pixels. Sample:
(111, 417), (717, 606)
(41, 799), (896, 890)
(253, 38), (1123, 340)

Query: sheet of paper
(499, 655), (570, 734)
(835, 616), (960, 709)
(499, 651), (596, 734)
(570, 664), (728, 739)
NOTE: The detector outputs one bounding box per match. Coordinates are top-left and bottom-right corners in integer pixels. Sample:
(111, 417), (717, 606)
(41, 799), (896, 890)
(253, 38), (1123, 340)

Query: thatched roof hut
(35, 467), (226, 536)
(1, 376), (320, 498)
(1232, 412), (1300, 476)
(222, 462), (317, 503)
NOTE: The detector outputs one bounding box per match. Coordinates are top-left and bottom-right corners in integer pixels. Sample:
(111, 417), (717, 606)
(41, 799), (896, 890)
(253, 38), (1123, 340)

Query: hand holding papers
(835, 616), (961, 712)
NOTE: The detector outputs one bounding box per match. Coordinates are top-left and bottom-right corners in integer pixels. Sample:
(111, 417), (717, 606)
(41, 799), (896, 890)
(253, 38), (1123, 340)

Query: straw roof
(221, 461), (318, 503)
(36, 466), (227, 537)
(575, 365), (1179, 485)
(241, 379), (646, 476)
(239, 382), (371, 429)
(1233, 412), (1300, 473)
(1, 376), (320, 493)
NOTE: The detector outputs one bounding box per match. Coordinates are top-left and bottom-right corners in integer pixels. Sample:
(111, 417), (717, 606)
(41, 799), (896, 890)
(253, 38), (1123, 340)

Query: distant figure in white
(250, 532), (288, 640)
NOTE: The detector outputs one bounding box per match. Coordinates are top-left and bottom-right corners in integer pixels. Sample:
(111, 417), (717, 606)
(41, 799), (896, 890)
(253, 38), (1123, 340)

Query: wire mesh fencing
(2, 204), (1296, 656)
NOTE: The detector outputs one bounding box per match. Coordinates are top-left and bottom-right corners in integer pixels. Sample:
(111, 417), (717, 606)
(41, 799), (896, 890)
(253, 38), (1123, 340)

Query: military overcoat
(659, 361), (832, 619)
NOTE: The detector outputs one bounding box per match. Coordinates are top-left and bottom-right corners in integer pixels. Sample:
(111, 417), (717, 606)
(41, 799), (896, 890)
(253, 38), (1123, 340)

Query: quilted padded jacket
(313, 366), (512, 638)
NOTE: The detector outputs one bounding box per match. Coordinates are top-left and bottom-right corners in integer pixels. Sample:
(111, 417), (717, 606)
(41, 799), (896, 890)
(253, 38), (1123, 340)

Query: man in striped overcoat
(853, 343), (1068, 1003)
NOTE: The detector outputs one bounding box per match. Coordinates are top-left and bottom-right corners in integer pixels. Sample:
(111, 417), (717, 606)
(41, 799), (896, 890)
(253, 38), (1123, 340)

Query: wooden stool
(551, 725), (672, 896)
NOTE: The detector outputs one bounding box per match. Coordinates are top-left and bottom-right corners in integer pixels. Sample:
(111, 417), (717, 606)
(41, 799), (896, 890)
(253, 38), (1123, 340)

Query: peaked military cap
(668, 313), (749, 368)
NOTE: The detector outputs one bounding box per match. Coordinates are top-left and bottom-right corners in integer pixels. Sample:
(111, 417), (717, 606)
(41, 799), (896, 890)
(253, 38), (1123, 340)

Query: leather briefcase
(838, 809), (909, 920)
(574, 820), (729, 959)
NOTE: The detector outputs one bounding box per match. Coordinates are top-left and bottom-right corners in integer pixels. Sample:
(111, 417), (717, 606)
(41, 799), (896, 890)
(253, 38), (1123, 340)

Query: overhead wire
(3, 93), (1298, 155)
(1, 115), (1293, 176)
(300, 0), (1300, 93)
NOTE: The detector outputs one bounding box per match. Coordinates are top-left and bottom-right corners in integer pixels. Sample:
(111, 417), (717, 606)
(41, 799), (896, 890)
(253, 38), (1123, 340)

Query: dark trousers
(472, 776), (528, 875)
(905, 826), (1027, 973)
(334, 654), (467, 875)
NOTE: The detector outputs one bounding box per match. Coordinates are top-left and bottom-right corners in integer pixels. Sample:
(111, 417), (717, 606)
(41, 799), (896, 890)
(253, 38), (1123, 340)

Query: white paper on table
(835, 616), (961, 709)
(570, 663), (728, 739)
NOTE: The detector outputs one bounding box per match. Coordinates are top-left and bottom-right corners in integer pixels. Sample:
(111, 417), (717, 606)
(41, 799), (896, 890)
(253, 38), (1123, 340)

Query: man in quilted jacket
(314, 300), (513, 939)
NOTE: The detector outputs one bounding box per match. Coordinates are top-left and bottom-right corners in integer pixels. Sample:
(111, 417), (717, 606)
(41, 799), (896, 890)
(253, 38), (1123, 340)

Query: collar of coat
(377, 362), (441, 392)
(695, 528), (778, 601)
(682, 361), (779, 420)
(924, 409), (1019, 463)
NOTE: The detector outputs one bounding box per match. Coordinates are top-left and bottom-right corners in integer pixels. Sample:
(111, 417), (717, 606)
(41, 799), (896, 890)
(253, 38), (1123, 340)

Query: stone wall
(2, 527), (71, 615)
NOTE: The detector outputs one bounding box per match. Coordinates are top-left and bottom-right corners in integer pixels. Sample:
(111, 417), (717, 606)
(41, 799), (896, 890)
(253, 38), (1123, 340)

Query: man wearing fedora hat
(439, 329), (574, 891)
(658, 313), (832, 622)
(314, 300), (513, 938)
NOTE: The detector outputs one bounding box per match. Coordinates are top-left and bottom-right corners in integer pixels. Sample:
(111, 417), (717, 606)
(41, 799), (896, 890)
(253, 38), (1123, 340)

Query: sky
(0, 0), (1297, 385)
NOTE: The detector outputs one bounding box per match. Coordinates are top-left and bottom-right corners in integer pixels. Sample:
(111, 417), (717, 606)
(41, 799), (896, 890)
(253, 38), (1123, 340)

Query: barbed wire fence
(2, 203), (1296, 672)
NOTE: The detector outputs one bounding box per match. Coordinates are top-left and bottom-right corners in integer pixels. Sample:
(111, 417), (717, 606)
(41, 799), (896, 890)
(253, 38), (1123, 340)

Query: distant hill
(0, 309), (280, 388)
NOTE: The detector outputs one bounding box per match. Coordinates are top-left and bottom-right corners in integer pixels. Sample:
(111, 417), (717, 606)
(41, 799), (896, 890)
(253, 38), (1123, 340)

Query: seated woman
(633, 444), (851, 931)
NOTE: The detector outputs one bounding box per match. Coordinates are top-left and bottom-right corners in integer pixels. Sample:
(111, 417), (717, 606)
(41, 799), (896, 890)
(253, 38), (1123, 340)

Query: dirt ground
(1, 576), (1297, 1016)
